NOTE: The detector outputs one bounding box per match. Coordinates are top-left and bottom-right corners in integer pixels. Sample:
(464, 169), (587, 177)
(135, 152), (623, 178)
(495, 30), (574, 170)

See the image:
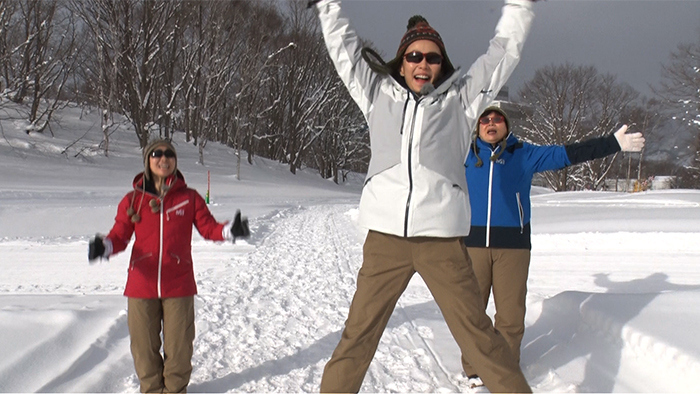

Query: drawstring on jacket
(473, 137), (508, 167)
(126, 172), (177, 223)
(127, 186), (146, 223)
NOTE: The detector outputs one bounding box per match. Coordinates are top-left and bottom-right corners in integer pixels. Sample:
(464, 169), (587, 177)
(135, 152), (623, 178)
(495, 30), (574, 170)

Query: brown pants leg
(128, 297), (195, 393)
(320, 231), (416, 393)
(462, 247), (531, 377)
(128, 298), (165, 393)
(417, 239), (530, 393)
(320, 232), (531, 393)
(162, 297), (195, 393)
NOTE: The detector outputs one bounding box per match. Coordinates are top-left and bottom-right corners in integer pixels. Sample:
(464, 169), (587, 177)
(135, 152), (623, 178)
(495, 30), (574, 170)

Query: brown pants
(462, 247), (531, 377)
(320, 231), (530, 393)
(128, 296), (195, 393)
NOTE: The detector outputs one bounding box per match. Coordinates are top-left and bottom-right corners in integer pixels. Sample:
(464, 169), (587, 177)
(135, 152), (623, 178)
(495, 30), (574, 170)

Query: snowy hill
(1, 103), (700, 392)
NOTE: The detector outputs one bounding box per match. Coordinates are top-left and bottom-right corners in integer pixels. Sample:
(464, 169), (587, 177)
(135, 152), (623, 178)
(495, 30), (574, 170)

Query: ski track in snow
(188, 204), (469, 393)
(190, 204), (361, 392)
(0, 296), (136, 393)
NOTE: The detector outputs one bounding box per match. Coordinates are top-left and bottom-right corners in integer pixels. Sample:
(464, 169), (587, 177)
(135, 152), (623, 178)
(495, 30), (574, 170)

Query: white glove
(614, 125), (645, 152)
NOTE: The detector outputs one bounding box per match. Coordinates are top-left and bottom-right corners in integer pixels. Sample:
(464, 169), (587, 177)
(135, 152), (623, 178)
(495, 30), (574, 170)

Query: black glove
(231, 210), (250, 239)
(88, 235), (106, 262)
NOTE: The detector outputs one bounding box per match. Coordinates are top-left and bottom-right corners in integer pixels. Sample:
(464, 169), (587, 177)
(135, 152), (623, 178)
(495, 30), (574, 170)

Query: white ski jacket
(316, 0), (534, 238)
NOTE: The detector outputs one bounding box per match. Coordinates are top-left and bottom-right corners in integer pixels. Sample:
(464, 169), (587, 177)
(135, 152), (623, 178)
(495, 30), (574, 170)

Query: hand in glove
(224, 210), (250, 241)
(614, 125), (645, 152)
(88, 235), (111, 263)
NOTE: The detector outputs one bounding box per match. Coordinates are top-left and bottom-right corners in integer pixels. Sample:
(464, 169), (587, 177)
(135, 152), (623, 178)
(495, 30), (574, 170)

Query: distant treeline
(1, 0), (697, 188)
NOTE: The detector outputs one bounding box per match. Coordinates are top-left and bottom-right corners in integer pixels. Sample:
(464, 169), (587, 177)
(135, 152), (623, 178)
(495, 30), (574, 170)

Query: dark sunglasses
(479, 114), (505, 125)
(404, 51), (443, 65)
(150, 149), (176, 158)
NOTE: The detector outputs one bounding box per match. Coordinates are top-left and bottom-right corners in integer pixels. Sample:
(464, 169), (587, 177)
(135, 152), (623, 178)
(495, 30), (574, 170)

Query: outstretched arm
(565, 125), (645, 166)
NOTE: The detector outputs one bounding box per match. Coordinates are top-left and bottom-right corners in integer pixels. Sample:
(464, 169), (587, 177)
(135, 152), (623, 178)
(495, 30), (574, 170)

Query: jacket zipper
(157, 202), (163, 298)
(486, 154), (495, 247)
(404, 95), (421, 237)
(399, 99), (410, 135)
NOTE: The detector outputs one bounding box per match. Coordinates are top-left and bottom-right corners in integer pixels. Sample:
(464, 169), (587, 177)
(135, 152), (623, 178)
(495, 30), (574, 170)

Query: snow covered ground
(1, 103), (700, 393)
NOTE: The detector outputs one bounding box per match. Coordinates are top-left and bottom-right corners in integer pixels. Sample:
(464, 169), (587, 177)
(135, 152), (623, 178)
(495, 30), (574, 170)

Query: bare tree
(75, 0), (129, 153)
(0, 0), (18, 105)
(177, 0), (283, 167)
(77, 0), (182, 148)
(1, 0), (80, 134)
(574, 74), (639, 190)
(264, 0), (354, 175)
(654, 30), (700, 188)
(11, 0), (370, 183)
(311, 96), (368, 183)
(519, 63), (639, 190)
(610, 98), (668, 191)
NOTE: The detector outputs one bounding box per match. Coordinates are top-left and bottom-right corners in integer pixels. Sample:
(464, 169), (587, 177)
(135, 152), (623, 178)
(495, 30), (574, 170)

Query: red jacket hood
(132, 170), (186, 194)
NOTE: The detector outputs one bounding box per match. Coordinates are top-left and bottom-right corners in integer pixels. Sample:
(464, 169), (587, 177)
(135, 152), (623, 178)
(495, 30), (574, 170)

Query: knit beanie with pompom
(361, 15), (455, 82)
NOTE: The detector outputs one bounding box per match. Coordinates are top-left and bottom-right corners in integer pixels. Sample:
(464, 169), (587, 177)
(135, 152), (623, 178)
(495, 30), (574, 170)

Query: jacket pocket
(166, 200), (190, 221)
(130, 253), (152, 270)
(168, 252), (191, 266)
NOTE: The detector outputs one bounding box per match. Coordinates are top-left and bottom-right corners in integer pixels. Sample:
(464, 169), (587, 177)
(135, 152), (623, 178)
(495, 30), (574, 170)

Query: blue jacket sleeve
(526, 144), (571, 173)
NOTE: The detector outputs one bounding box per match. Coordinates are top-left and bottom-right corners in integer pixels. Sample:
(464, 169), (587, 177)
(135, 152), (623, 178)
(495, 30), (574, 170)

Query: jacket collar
(476, 132), (518, 152)
(391, 67), (462, 98)
(132, 170), (186, 196)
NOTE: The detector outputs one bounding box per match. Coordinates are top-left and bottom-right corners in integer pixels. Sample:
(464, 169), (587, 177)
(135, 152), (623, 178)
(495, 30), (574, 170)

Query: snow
(1, 103), (700, 393)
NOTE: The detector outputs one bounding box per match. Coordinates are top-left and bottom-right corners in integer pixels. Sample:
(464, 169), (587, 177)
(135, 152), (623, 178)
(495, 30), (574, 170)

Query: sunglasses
(150, 149), (176, 159)
(479, 114), (505, 125)
(404, 51), (443, 65)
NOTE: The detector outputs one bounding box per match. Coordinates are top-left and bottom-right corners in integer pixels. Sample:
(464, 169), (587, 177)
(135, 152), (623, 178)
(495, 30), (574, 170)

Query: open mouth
(414, 74), (431, 83)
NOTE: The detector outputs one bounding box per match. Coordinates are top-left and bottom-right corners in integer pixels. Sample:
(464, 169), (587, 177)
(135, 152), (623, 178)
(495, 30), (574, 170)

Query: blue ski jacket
(464, 132), (621, 249)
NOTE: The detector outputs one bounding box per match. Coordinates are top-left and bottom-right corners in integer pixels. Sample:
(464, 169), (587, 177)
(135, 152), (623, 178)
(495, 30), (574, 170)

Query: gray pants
(128, 296), (195, 393)
(320, 231), (531, 393)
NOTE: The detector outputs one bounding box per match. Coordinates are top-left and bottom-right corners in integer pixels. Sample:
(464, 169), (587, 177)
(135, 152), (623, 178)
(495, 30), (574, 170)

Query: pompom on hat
(396, 16), (450, 61)
(361, 15), (455, 82)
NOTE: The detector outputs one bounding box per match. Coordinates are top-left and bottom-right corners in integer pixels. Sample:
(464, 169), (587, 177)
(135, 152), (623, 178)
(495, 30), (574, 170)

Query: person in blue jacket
(461, 105), (645, 388)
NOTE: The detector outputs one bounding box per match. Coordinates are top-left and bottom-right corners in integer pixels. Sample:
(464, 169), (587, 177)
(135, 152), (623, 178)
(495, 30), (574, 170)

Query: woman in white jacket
(311, 0), (536, 392)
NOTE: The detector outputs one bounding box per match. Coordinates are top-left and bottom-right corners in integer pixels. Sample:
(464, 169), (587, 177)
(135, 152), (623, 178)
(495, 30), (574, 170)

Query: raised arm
(313, 0), (380, 116)
(462, 0), (535, 124)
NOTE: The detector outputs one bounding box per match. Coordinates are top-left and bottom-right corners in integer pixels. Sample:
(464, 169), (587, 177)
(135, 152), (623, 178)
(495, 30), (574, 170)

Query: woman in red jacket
(88, 139), (249, 393)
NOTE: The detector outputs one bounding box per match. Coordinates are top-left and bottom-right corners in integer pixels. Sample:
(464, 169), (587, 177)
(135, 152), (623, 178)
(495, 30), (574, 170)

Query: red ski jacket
(107, 171), (225, 298)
